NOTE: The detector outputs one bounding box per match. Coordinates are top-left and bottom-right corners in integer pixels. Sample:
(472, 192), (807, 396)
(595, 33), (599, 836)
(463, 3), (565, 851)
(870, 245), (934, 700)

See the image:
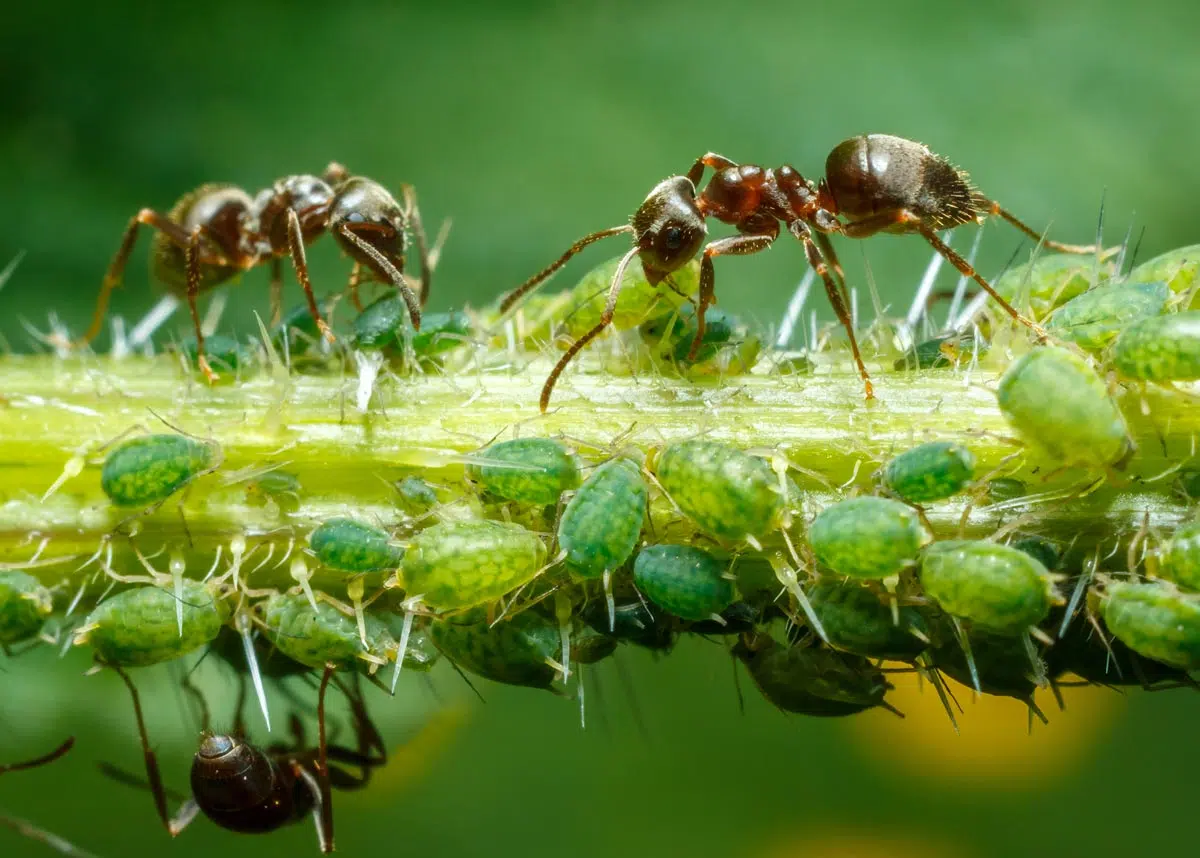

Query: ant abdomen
(151, 184), (252, 294)
(190, 735), (306, 835)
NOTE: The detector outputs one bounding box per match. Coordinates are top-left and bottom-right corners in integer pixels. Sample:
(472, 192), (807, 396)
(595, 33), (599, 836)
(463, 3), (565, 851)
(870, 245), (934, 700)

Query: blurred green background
(2, 0), (1199, 855)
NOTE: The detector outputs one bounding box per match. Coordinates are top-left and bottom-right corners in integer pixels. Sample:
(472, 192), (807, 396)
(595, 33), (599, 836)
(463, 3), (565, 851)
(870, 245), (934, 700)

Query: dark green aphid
(466, 438), (580, 506)
(920, 540), (1057, 633)
(880, 441), (975, 504)
(76, 580), (229, 667)
(407, 310), (472, 357)
(687, 601), (758, 636)
(809, 496), (930, 580)
(1012, 536), (1061, 572)
(571, 627), (619, 665)
(1047, 280), (1169, 351)
(558, 457), (647, 580)
(996, 346), (1131, 468)
(1126, 244), (1199, 297)
(994, 253), (1114, 318)
(309, 517), (403, 574)
(178, 334), (253, 373)
(263, 592), (395, 670)
(775, 354), (814, 375)
(430, 609), (561, 689)
(654, 440), (783, 542)
(0, 570), (53, 645)
(100, 433), (220, 508)
(582, 598), (676, 652)
(640, 304), (735, 364)
(931, 629), (1045, 720)
(394, 475), (439, 516)
(1111, 311), (1200, 382)
(1102, 580), (1200, 670)
(807, 580), (929, 661)
(401, 519), (547, 611)
(631, 544), (734, 622)
(892, 333), (981, 371)
(984, 477), (1026, 503)
(353, 293), (409, 350)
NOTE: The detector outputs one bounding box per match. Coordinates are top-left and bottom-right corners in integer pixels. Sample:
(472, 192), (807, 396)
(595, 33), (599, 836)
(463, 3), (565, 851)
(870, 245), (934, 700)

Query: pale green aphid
(263, 592), (395, 670)
(0, 570), (53, 645)
(400, 519), (547, 611)
(809, 496), (930, 580)
(1154, 522), (1200, 592)
(309, 517), (404, 573)
(919, 540), (1058, 633)
(632, 544), (735, 622)
(880, 441), (975, 504)
(76, 580), (229, 667)
(395, 476), (439, 516)
(558, 457), (647, 579)
(561, 254), (700, 338)
(654, 440), (783, 542)
(996, 346), (1131, 468)
(100, 433), (220, 507)
(994, 253), (1114, 319)
(1126, 244), (1200, 296)
(1047, 280), (1169, 351)
(466, 437), (580, 505)
(1111, 311), (1200, 382)
(1103, 580), (1200, 669)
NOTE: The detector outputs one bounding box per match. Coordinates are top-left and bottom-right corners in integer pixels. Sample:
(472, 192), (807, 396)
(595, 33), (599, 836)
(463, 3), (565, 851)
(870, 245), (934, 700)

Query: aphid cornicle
(429, 609), (562, 689)
(466, 437), (581, 506)
(557, 457), (648, 578)
(809, 496), (931, 580)
(879, 441), (976, 504)
(0, 570), (53, 645)
(101, 433), (221, 508)
(1102, 579), (1200, 670)
(919, 540), (1058, 634)
(1111, 311), (1200, 382)
(632, 544), (735, 622)
(308, 517), (404, 574)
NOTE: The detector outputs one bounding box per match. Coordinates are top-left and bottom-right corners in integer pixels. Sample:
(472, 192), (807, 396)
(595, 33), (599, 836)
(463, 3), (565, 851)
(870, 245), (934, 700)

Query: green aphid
(994, 253), (1114, 319)
(640, 304), (735, 364)
(983, 477), (1025, 503)
(274, 300), (330, 354)
(1155, 522), (1200, 592)
(1011, 535), (1061, 571)
(919, 540), (1057, 633)
(892, 334), (981, 370)
(100, 433), (220, 507)
(880, 441), (975, 504)
(1126, 244), (1200, 296)
(632, 544), (735, 622)
(0, 570), (53, 645)
(807, 579), (930, 661)
(309, 517), (403, 573)
(996, 346), (1131, 469)
(77, 580), (229, 667)
(582, 597), (676, 652)
(394, 475), (439, 516)
(353, 293), (409, 350)
(1102, 580), (1200, 670)
(406, 310), (472, 356)
(1111, 311), (1200, 382)
(571, 627), (619, 665)
(178, 334), (253, 374)
(1047, 281), (1169, 351)
(775, 354), (814, 375)
(243, 470), (301, 510)
(809, 496), (930, 580)
(733, 634), (893, 717)
(401, 520), (547, 611)
(429, 609), (561, 689)
(654, 440), (783, 542)
(263, 592), (395, 670)
(466, 438), (580, 506)
(562, 255), (701, 338)
(558, 457), (647, 578)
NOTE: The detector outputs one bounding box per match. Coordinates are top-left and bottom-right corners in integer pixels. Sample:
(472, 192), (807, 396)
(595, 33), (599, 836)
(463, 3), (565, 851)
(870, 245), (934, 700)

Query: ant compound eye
(663, 225), (685, 250)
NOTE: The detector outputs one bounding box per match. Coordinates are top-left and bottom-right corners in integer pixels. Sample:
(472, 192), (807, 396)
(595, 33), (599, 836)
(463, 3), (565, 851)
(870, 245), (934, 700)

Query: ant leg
(345, 263), (365, 312)
(401, 184), (432, 308)
(0, 737), (74, 774)
(812, 230), (850, 308)
(185, 227), (218, 383)
(790, 221), (874, 398)
(499, 225), (633, 314)
(540, 244), (639, 412)
(685, 153), (739, 187)
(269, 257), (283, 327)
(981, 200), (1104, 255)
(315, 665), (336, 854)
(337, 224), (423, 332)
(0, 811), (101, 858)
(688, 232), (776, 360)
(286, 208), (336, 344)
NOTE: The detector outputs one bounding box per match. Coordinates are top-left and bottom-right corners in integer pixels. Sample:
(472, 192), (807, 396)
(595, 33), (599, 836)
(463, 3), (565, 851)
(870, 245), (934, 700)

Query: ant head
(631, 176), (706, 282)
(329, 177), (407, 270)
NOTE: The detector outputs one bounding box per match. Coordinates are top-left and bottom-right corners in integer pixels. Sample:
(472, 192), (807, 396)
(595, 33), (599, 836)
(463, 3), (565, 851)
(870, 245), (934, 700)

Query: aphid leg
(577, 663), (587, 729)
(687, 231), (776, 361)
(388, 600), (418, 694)
(401, 184), (433, 308)
(918, 654), (961, 734)
(345, 263), (365, 311)
(540, 244), (640, 412)
(268, 257), (284, 327)
(286, 208), (335, 344)
(499, 225), (634, 314)
(184, 227), (218, 383)
(553, 590), (573, 682)
(980, 200), (1105, 255)
(337, 224), (422, 332)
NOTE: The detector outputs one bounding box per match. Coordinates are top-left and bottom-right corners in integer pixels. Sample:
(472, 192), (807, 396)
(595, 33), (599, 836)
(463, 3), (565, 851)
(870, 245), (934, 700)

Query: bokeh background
(2, 0), (1199, 856)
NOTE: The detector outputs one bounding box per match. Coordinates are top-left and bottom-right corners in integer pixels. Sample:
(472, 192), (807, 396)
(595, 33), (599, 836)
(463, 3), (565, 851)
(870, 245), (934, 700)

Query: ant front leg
(688, 231), (776, 361)
(685, 153), (740, 188)
(286, 208), (336, 344)
(980, 199), (1105, 255)
(336, 224), (423, 333)
(499, 225), (634, 314)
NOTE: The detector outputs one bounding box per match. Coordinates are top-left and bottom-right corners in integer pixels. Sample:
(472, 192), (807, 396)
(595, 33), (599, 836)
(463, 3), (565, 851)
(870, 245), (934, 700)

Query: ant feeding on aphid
(503, 133), (1100, 410)
(81, 162), (441, 382)
(102, 664), (386, 854)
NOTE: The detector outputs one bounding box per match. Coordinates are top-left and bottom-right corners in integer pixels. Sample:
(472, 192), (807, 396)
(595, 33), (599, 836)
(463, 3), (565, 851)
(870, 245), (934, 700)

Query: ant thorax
(244, 176), (335, 251)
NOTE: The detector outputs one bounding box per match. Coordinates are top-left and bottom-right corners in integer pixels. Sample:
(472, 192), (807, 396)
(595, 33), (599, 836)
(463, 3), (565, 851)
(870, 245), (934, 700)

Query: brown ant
(80, 162), (436, 381)
(3, 737), (101, 857)
(503, 133), (1099, 410)
(102, 664), (386, 853)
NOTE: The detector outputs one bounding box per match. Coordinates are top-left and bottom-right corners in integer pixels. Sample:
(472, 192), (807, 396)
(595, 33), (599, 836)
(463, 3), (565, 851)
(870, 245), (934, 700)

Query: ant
(502, 133), (1100, 410)
(80, 162), (437, 381)
(3, 737), (101, 857)
(103, 663), (386, 853)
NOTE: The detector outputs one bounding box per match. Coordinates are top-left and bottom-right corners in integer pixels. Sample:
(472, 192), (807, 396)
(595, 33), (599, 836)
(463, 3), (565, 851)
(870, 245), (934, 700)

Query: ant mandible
(503, 133), (1099, 410)
(80, 162), (437, 381)
(103, 663), (386, 853)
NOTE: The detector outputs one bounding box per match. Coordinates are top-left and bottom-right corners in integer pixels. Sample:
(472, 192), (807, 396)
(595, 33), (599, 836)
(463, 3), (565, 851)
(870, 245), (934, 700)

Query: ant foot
(318, 320), (336, 344)
(198, 355), (220, 384)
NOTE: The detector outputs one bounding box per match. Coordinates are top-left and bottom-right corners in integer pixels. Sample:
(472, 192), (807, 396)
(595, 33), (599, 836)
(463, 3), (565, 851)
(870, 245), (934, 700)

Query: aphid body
(653, 440), (782, 542)
(1111, 311), (1200, 382)
(309, 517), (403, 573)
(0, 570), (53, 645)
(919, 540), (1057, 633)
(77, 580), (229, 666)
(809, 496), (930, 580)
(101, 433), (220, 507)
(1102, 580), (1200, 670)
(880, 441), (975, 504)
(557, 457), (648, 578)
(632, 544), (734, 621)
(466, 438), (580, 506)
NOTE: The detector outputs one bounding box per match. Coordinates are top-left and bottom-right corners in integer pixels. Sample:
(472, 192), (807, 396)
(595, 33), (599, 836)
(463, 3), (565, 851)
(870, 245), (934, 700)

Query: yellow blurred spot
(342, 704), (471, 805)
(758, 827), (969, 858)
(849, 669), (1124, 786)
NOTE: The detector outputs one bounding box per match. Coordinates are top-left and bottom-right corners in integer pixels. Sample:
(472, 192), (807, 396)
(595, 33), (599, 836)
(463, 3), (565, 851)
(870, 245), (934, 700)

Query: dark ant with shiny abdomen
(103, 664), (386, 853)
(80, 162), (437, 381)
(503, 133), (1100, 410)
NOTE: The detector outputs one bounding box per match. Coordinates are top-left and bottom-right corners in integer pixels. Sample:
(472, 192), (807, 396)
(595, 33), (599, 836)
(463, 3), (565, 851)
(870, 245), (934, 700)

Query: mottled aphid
(893, 333), (981, 371)
(809, 496), (931, 580)
(399, 520), (547, 611)
(920, 540), (1058, 633)
(639, 304), (736, 364)
(1047, 280), (1169, 351)
(1155, 522), (1200, 591)
(75, 580), (229, 666)
(466, 438), (581, 506)
(394, 476), (439, 516)
(1126, 243), (1199, 296)
(263, 592), (395, 670)
(1111, 311), (1200, 382)
(879, 441), (976, 504)
(994, 252), (1114, 319)
(0, 570), (53, 645)
(309, 517), (403, 574)
(1011, 535), (1061, 572)
(1102, 580), (1200, 670)
(101, 433), (221, 508)
(806, 579), (930, 661)
(996, 346), (1132, 469)
(243, 469), (301, 511)
(558, 458), (647, 577)
(354, 296), (471, 358)
(430, 609), (562, 690)
(632, 544), (735, 622)
(653, 440), (783, 542)
(1048, 612), (1196, 690)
